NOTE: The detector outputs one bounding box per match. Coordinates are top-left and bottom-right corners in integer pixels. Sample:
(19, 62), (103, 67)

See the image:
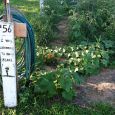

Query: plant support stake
(40, 0), (44, 13)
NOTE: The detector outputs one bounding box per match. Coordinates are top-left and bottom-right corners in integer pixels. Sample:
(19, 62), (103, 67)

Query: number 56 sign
(0, 21), (17, 107)
(0, 24), (12, 33)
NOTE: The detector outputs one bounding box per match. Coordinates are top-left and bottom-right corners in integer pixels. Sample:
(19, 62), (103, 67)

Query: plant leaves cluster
(69, 0), (115, 44)
(32, 69), (82, 101)
(31, 41), (110, 100)
(37, 41), (110, 75)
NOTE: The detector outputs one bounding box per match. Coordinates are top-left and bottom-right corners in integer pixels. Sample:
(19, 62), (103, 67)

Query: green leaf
(73, 73), (84, 84)
(62, 90), (75, 101)
(34, 85), (42, 93)
(38, 78), (50, 91)
(103, 40), (113, 49)
(101, 59), (108, 67)
(46, 81), (57, 97)
(60, 76), (72, 92)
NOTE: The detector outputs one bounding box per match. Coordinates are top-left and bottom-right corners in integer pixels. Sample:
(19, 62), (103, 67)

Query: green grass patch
(0, 94), (115, 115)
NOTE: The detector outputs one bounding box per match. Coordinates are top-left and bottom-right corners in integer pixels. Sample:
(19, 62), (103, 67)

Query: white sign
(0, 21), (17, 107)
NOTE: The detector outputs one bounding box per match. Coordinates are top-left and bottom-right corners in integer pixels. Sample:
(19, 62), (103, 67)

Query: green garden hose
(0, 8), (35, 80)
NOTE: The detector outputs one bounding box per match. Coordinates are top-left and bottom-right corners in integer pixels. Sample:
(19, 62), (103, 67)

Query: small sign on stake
(0, 21), (17, 107)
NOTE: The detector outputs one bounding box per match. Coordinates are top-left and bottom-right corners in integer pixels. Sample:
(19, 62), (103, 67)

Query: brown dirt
(50, 17), (69, 47)
(75, 69), (115, 107)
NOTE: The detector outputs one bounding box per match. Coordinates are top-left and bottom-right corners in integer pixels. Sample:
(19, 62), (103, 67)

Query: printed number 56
(3, 25), (12, 33)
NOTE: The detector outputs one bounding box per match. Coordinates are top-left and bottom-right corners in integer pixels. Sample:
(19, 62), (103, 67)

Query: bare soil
(75, 69), (115, 107)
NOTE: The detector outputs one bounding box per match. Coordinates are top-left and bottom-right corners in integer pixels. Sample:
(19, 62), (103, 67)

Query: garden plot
(46, 17), (115, 107)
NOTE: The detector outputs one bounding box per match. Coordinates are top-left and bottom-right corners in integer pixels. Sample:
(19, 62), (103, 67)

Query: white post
(0, 22), (17, 107)
(40, 0), (44, 12)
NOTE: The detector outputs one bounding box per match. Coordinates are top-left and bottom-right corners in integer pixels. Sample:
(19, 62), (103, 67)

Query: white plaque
(0, 21), (17, 107)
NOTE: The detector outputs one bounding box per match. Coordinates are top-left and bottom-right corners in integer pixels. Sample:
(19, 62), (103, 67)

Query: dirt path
(75, 69), (115, 107)
(50, 17), (68, 47)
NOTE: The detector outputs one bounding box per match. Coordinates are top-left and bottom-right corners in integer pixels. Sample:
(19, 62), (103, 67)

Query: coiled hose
(0, 8), (35, 80)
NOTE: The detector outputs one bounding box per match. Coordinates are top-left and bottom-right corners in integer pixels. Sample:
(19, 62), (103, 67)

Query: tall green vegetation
(36, 0), (69, 45)
(69, 0), (115, 44)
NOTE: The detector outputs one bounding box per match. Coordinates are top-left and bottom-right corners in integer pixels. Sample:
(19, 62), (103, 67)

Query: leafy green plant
(66, 42), (109, 75)
(68, 0), (115, 44)
(75, 0), (115, 14)
(33, 15), (54, 45)
(32, 68), (82, 101)
(44, 0), (69, 22)
(38, 41), (110, 75)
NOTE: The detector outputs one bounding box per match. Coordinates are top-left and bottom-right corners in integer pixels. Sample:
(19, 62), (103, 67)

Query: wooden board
(14, 22), (27, 38)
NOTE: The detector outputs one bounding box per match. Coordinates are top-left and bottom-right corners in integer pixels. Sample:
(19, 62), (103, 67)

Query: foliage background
(0, 0), (115, 114)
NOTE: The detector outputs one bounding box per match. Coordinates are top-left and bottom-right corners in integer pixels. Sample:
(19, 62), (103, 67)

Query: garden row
(27, 0), (115, 100)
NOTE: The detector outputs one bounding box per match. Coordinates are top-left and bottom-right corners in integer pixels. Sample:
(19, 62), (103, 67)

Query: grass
(0, 0), (115, 114)
(0, 93), (115, 115)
